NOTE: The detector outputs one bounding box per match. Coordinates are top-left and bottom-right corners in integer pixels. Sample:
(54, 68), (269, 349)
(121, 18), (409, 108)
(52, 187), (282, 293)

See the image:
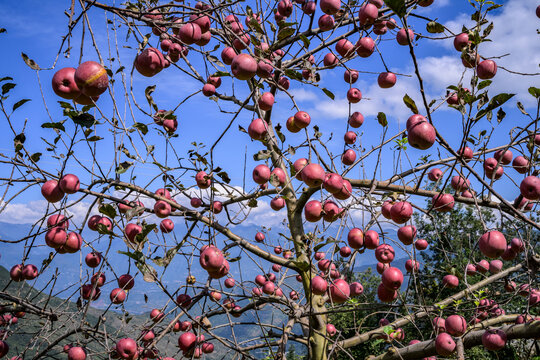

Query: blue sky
(0, 0), (539, 312)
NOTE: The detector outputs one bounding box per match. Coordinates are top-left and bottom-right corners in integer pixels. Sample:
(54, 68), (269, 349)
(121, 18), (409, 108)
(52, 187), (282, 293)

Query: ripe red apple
(415, 238), (428, 250)
(347, 88), (362, 103)
(124, 223), (142, 243)
(358, 3), (378, 25)
(221, 47), (237, 65)
(52, 67), (81, 99)
(160, 219), (174, 233)
(301, 163), (325, 187)
(110, 288), (126, 304)
(356, 37), (375, 57)
(311, 275), (328, 295)
(135, 48), (165, 77)
(81, 284), (101, 300)
(63, 232), (82, 253)
(200, 247), (224, 272)
(378, 72), (396, 88)
(342, 149), (357, 165)
(278, 76), (290, 90)
(22, 264), (38, 280)
(458, 146), (474, 162)
(330, 279), (350, 303)
(74, 61), (109, 97)
(445, 315), (466, 336)
(382, 267), (403, 290)
(45, 227), (67, 249)
(397, 225), (416, 245)
(364, 230), (379, 249)
(41, 180), (65, 203)
(270, 196), (286, 210)
(520, 176), (539, 200)
(10, 264), (24, 281)
(432, 193), (455, 212)
(335, 39), (354, 58)
(323, 200), (341, 222)
(68, 347), (87, 360)
(178, 23), (202, 45)
(202, 83), (215, 96)
(408, 121), (436, 150)
(293, 158), (308, 179)
(176, 293), (192, 307)
(195, 170), (211, 189)
(451, 175), (470, 191)
(323, 173), (344, 194)
(510, 237), (524, 253)
(435, 333), (456, 356)
(494, 149), (513, 165)
(479, 231), (507, 258)
(252, 164), (271, 184)
(381, 201), (393, 219)
(377, 283), (397, 302)
(293, 111), (311, 129)
(489, 259), (503, 274)
(343, 131), (357, 145)
(453, 33), (470, 51)
(302, 2), (316, 15)
(320, 0), (340, 14)
(390, 201), (413, 224)
(512, 155), (530, 174)
(85, 252), (102, 268)
(333, 179), (352, 200)
(231, 54), (257, 80)
(347, 228), (364, 249)
(375, 244), (395, 263)
(348, 112), (364, 128)
(91, 272), (106, 287)
(116, 338), (138, 359)
(477, 59), (497, 80)
(442, 274), (459, 288)
(304, 200), (323, 222)
(466, 264), (477, 275)
(428, 168), (443, 181)
(405, 259), (419, 273)
(47, 214), (69, 229)
(482, 329), (507, 351)
(258, 92), (274, 111)
(118, 274), (134, 290)
(433, 317), (446, 333)
(154, 200), (171, 218)
(477, 259), (489, 274)
(396, 28), (414, 45)
(344, 69), (359, 84)
(257, 59), (274, 78)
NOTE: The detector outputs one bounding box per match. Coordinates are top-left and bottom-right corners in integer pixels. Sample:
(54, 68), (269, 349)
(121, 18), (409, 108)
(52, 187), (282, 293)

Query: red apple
(432, 193), (455, 212)
(396, 28), (414, 45)
(520, 176), (540, 200)
(68, 347), (86, 360)
(258, 92), (274, 111)
(348, 112), (364, 128)
(512, 156), (529, 174)
(446, 315), (466, 336)
(118, 274), (134, 290)
(270, 196), (286, 210)
(442, 274), (459, 288)
(378, 72), (396, 88)
(397, 225), (416, 245)
(494, 149), (513, 165)
(390, 201), (413, 224)
(51, 67), (81, 99)
(375, 244), (395, 263)
(311, 275), (328, 295)
(160, 219), (174, 233)
(415, 238), (428, 250)
(347, 88), (362, 103)
(85, 252), (102, 268)
(377, 283), (397, 302)
(304, 200), (323, 222)
(356, 37), (375, 57)
(453, 33), (470, 51)
(110, 288), (126, 304)
(435, 333), (456, 356)
(482, 329), (506, 351)
(74, 61), (109, 96)
(347, 228), (364, 249)
(301, 163), (325, 187)
(477, 59), (497, 80)
(382, 267), (403, 290)
(329, 279), (350, 303)
(116, 338), (138, 359)
(135, 48), (165, 77)
(41, 180), (65, 203)
(479, 231), (506, 258)
(231, 54), (257, 80)
(428, 168), (443, 181)
(364, 230), (379, 249)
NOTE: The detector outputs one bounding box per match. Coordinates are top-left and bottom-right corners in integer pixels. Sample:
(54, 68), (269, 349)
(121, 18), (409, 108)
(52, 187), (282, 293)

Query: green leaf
(299, 34), (310, 48)
(133, 122), (148, 135)
(72, 113), (97, 128)
(12, 99), (30, 111)
(41, 121), (66, 132)
(116, 161), (133, 174)
(135, 223), (157, 244)
(383, 325), (393, 334)
(21, 53), (40, 70)
(211, 71), (230, 77)
(86, 135), (103, 142)
(30, 152), (42, 162)
(477, 80), (492, 90)
(247, 198), (258, 208)
(206, 54), (224, 68)
(528, 87), (540, 98)
(426, 21), (444, 34)
(216, 170), (231, 184)
(321, 88), (335, 100)
(475, 93), (515, 121)
(385, 0), (406, 17)
(403, 94), (419, 114)
(294, 261), (310, 272)
(516, 102), (528, 115)
(284, 69), (302, 81)
(253, 150), (271, 161)
(2, 83), (16, 95)
(278, 27), (295, 41)
(496, 107), (506, 123)
(99, 204), (117, 219)
(377, 112), (388, 127)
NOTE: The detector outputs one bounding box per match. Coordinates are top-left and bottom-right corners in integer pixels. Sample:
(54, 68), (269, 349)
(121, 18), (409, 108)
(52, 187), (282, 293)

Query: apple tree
(0, 0), (539, 359)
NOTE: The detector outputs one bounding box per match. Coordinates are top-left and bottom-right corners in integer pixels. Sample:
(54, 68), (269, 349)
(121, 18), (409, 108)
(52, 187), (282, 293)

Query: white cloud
(0, 200), (97, 226)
